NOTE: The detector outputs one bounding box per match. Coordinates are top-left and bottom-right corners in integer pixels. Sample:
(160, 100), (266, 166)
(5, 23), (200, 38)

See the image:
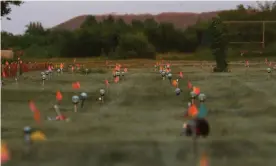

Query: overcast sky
(1, 1), (257, 35)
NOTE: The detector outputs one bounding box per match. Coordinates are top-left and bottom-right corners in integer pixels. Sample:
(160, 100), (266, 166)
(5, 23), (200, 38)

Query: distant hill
(53, 11), (220, 31)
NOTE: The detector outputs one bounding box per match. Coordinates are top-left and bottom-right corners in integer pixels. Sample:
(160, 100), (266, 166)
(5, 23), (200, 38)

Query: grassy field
(1, 63), (276, 166)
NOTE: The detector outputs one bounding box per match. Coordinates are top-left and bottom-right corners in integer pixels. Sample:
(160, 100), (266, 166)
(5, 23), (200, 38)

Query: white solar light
(198, 93), (206, 102)
(72, 95), (80, 104)
(42, 74), (46, 80)
(100, 89), (105, 96)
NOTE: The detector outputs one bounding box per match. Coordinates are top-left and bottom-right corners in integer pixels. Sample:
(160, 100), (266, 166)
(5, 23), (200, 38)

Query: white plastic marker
(116, 71), (120, 78)
(161, 71), (166, 80)
(41, 74), (46, 86)
(85, 68), (89, 75)
(80, 92), (88, 108)
(53, 104), (62, 116)
(72, 95), (80, 112)
(57, 68), (61, 76)
(99, 89), (105, 103)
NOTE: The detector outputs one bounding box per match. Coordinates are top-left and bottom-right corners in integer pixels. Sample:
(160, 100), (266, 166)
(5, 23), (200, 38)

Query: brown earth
(53, 11), (221, 31)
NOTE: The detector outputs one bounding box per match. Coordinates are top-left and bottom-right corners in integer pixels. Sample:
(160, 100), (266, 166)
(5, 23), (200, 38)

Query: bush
(24, 44), (57, 58)
(115, 33), (156, 59)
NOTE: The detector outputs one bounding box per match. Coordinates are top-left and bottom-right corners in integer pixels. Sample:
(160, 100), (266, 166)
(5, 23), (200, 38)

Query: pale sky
(1, 1), (257, 35)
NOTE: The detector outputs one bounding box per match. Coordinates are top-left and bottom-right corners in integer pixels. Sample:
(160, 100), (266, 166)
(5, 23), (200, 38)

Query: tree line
(1, 1), (276, 60)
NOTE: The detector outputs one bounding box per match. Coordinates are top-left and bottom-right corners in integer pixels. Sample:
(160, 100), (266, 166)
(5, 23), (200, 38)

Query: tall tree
(209, 17), (229, 72)
(1, 1), (24, 20)
(25, 22), (46, 36)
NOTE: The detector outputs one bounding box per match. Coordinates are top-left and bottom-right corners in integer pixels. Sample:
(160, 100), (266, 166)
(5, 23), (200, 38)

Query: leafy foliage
(1, 2), (276, 60)
(209, 17), (229, 72)
(1, 0), (24, 20)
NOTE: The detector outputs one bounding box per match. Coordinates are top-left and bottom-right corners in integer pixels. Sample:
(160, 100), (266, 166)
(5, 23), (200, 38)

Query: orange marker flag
(56, 91), (63, 101)
(199, 153), (209, 166)
(72, 82), (80, 89)
(193, 86), (200, 95)
(34, 111), (41, 124)
(179, 72), (183, 78)
(1, 142), (10, 164)
(28, 100), (41, 124)
(188, 104), (198, 118)
(172, 80), (178, 88)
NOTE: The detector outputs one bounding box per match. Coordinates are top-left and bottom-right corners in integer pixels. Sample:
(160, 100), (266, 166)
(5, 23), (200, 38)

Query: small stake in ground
(57, 69), (61, 76)
(72, 95), (80, 112)
(267, 67), (272, 80)
(80, 92), (88, 108)
(116, 71), (120, 78)
(85, 68), (89, 75)
(190, 91), (197, 104)
(167, 73), (172, 84)
(176, 79), (179, 88)
(41, 74), (46, 86)
(23, 126), (32, 153)
(121, 71), (125, 80)
(45, 70), (49, 80)
(99, 89), (105, 103)
(53, 104), (62, 116)
(48, 70), (52, 79)
(8, 65), (11, 76)
(161, 71), (166, 80)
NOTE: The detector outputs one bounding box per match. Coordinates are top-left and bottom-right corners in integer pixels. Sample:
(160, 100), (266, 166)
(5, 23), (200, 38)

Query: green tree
(80, 15), (97, 29)
(116, 33), (156, 59)
(25, 22), (47, 36)
(209, 17), (229, 72)
(1, 0), (24, 20)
